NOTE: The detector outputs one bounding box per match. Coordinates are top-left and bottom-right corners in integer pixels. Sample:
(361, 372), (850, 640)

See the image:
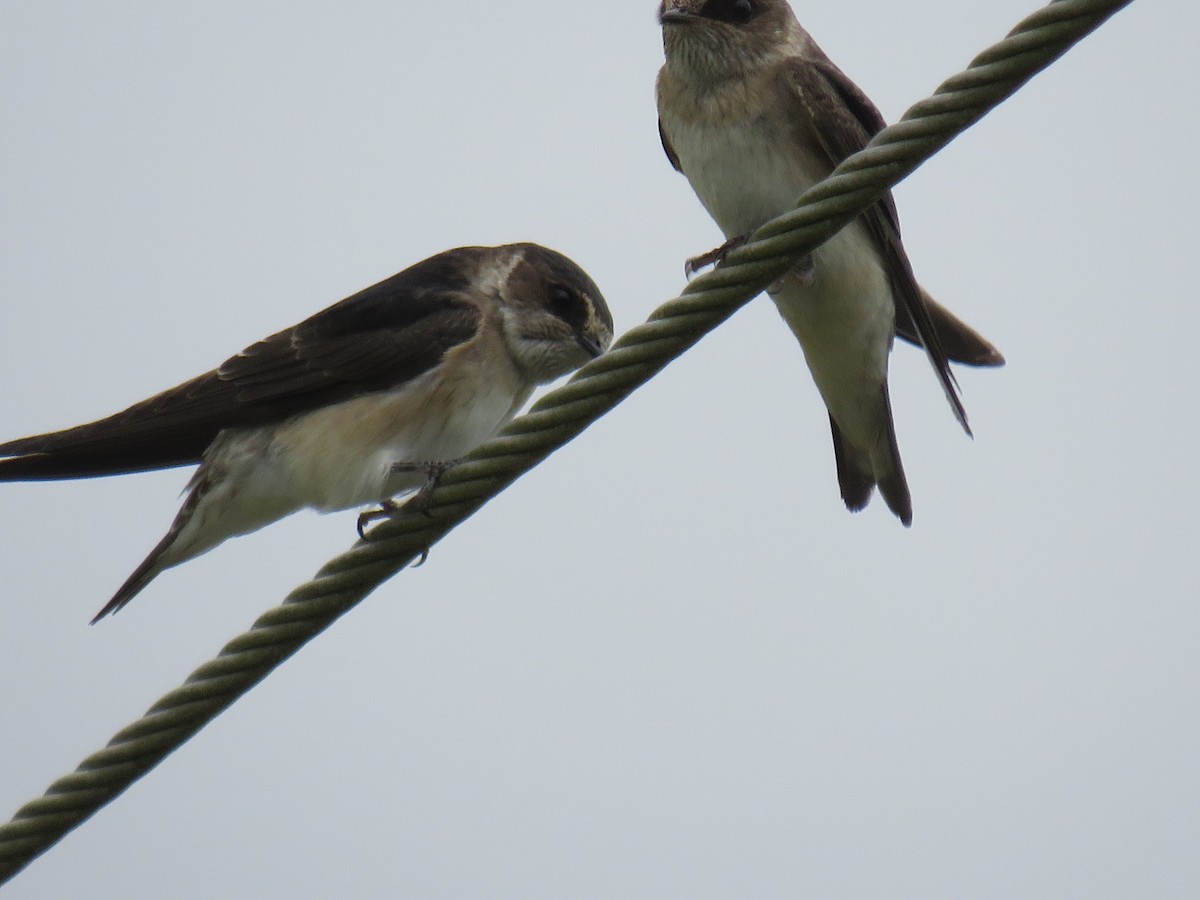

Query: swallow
(656, 0), (1004, 525)
(0, 243), (613, 621)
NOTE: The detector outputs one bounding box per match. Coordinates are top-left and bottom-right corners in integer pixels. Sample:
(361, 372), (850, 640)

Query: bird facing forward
(0, 243), (613, 621)
(656, 0), (1003, 524)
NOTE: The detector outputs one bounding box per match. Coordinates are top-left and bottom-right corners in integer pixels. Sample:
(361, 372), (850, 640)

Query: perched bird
(0, 243), (613, 621)
(656, 0), (1003, 525)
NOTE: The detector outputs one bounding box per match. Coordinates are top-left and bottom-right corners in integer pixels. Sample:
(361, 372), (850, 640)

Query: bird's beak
(659, 6), (698, 25)
(576, 334), (605, 359)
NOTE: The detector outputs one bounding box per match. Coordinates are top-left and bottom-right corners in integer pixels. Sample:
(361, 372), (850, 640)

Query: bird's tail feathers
(829, 409), (912, 527)
(915, 288), (1005, 369)
(91, 537), (174, 623)
(830, 415), (874, 513)
(89, 479), (210, 622)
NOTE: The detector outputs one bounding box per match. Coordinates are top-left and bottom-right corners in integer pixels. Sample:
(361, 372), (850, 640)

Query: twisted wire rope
(0, 0), (1133, 883)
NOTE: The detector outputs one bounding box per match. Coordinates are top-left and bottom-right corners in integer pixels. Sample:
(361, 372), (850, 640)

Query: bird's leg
(355, 458), (464, 536)
(791, 254), (816, 286)
(685, 234), (749, 278)
(355, 458), (467, 564)
(391, 458), (464, 514)
(767, 254), (816, 294)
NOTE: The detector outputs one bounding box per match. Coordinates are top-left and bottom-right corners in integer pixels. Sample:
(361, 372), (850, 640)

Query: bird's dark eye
(548, 285), (582, 321)
(700, 0), (757, 25)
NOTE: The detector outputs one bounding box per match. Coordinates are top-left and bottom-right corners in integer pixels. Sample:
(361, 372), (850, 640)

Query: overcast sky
(1, 2), (1195, 897)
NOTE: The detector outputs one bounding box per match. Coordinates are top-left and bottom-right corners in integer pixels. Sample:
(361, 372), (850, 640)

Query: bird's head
(494, 244), (614, 384)
(658, 0), (800, 83)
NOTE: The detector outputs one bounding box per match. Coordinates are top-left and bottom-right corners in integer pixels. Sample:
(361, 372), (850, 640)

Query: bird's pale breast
(271, 341), (530, 511)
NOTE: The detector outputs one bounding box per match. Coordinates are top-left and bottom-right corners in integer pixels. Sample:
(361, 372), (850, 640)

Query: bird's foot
(685, 234), (749, 278)
(767, 254), (815, 294)
(356, 459), (462, 536)
(357, 499), (403, 539)
(356, 503), (431, 565)
(792, 254), (816, 286)
(356, 458), (464, 562)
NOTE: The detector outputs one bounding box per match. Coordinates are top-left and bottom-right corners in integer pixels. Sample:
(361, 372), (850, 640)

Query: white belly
(153, 358), (531, 571)
(769, 223), (894, 444)
(270, 366), (531, 512)
(665, 107), (897, 448)
(666, 109), (826, 239)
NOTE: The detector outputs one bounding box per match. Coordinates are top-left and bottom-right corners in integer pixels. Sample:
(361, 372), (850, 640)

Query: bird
(0, 243), (613, 621)
(656, 0), (1003, 525)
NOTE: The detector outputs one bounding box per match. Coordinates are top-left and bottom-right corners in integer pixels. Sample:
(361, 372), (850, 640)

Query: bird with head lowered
(0, 243), (613, 621)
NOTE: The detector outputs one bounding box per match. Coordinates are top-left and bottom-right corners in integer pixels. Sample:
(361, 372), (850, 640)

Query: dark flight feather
(788, 55), (971, 435)
(0, 252), (487, 481)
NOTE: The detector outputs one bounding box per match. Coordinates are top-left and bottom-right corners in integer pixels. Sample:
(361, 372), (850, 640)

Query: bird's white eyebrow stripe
(476, 247), (524, 298)
(0, 242), (611, 618)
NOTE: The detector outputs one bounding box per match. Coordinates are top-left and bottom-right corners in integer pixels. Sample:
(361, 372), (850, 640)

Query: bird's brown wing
(659, 119), (683, 172)
(0, 250), (487, 480)
(788, 55), (971, 432)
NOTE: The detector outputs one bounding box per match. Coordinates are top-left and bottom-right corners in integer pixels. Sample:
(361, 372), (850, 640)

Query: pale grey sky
(2, 2), (1196, 897)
